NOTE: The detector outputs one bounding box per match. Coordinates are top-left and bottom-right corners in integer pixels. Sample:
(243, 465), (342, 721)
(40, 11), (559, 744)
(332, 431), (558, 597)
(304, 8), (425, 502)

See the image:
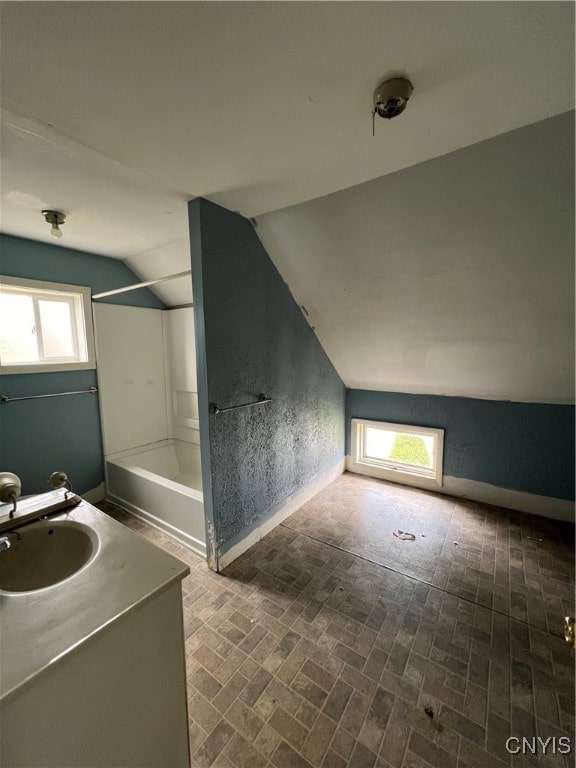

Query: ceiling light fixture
(372, 77), (413, 135)
(42, 209), (66, 238)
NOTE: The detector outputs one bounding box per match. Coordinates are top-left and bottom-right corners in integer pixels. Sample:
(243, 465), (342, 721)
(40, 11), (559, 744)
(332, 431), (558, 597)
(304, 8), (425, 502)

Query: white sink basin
(0, 520), (98, 592)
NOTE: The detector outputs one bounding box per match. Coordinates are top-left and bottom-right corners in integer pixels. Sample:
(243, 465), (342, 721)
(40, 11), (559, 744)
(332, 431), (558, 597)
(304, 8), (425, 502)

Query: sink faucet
(0, 472), (22, 518)
(49, 471), (73, 499)
(0, 536), (11, 552)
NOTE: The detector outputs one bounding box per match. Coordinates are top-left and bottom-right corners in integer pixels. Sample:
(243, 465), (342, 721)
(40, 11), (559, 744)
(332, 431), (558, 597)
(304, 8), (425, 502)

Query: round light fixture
(372, 77), (413, 133)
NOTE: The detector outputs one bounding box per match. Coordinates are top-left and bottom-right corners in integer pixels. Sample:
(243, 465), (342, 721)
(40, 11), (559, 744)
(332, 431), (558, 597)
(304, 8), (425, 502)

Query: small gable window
(350, 418), (444, 489)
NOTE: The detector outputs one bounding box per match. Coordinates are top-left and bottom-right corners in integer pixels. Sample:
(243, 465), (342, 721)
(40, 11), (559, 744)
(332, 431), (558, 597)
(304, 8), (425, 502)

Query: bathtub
(106, 439), (206, 558)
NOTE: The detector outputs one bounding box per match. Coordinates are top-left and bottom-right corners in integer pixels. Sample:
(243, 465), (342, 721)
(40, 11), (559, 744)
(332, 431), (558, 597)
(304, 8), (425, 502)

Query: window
(350, 419), (444, 489)
(0, 276), (95, 374)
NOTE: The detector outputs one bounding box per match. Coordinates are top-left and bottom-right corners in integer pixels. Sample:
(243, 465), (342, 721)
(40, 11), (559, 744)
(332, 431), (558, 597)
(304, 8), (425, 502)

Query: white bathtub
(106, 440), (205, 558)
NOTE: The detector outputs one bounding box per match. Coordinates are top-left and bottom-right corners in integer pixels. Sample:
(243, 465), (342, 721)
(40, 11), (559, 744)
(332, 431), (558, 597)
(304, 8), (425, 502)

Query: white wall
(93, 304), (168, 455)
(162, 307), (199, 444)
(125, 240), (192, 307)
(257, 112), (575, 404)
(94, 305), (199, 455)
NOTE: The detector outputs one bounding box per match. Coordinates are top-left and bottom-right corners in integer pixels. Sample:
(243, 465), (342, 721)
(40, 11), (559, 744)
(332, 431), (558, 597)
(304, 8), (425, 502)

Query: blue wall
(347, 389), (575, 501)
(0, 234), (164, 495)
(189, 199), (345, 557)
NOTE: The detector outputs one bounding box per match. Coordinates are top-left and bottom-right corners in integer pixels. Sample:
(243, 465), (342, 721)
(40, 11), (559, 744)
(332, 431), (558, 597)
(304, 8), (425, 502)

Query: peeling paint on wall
(205, 521), (220, 572)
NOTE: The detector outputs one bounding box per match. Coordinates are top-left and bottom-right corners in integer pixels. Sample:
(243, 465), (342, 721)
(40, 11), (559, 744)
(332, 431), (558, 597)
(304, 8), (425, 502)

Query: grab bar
(0, 386), (98, 403)
(209, 394), (271, 414)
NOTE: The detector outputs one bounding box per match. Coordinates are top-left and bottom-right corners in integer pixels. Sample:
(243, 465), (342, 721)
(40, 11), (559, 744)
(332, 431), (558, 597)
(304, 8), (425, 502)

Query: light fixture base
(41, 210), (66, 238)
(373, 77), (413, 120)
(42, 210), (66, 226)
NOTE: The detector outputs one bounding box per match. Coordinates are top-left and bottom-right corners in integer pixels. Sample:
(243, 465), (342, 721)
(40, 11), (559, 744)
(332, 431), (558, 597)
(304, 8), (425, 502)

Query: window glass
(38, 299), (76, 358)
(0, 293), (39, 363)
(364, 427), (435, 469)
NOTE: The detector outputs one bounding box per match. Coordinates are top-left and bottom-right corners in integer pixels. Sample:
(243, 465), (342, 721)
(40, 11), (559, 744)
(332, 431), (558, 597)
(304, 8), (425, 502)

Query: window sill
(346, 456), (444, 490)
(0, 361), (97, 375)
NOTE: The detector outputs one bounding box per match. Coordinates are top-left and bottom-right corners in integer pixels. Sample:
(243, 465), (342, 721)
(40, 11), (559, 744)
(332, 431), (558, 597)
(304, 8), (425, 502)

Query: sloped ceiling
(1, 2), (573, 218)
(0, 111), (193, 305)
(2, 2), (574, 216)
(0, 3), (574, 398)
(257, 112), (575, 403)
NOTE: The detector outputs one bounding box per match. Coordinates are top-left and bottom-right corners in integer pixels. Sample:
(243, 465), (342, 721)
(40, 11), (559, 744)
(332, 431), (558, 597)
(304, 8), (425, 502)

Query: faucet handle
(0, 472), (21, 518)
(49, 471), (73, 498)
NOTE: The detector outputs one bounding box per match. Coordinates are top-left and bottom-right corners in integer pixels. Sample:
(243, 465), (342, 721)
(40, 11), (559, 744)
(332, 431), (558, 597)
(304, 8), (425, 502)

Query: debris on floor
(424, 706), (444, 732)
(453, 541), (459, 545)
(393, 530), (416, 541)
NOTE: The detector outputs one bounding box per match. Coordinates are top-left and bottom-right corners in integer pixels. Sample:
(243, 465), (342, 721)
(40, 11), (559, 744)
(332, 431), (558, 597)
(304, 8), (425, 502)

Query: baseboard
(107, 492), (206, 559)
(81, 483), (106, 504)
(217, 458), (345, 570)
(441, 475), (574, 522)
(346, 458), (574, 522)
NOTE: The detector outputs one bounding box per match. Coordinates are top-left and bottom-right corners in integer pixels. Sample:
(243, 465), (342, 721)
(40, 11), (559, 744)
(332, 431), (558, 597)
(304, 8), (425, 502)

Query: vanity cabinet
(0, 497), (190, 767)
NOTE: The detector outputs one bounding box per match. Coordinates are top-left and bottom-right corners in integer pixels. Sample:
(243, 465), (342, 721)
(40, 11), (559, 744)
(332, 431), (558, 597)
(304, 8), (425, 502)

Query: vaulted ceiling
(257, 112), (574, 403)
(1, 2), (574, 398)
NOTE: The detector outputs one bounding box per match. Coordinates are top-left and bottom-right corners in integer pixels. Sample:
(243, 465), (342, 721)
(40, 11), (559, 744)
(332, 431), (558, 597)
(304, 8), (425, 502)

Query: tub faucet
(0, 536), (11, 552)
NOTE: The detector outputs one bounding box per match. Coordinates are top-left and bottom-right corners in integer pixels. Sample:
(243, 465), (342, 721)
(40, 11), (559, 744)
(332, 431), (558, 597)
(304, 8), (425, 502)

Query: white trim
(0, 275), (96, 374)
(106, 492), (205, 559)
(347, 460), (444, 493)
(346, 459), (574, 522)
(441, 475), (574, 522)
(0, 360), (96, 375)
(347, 385), (575, 406)
(217, 458), (345, 570)
(350, 418), (444, 489)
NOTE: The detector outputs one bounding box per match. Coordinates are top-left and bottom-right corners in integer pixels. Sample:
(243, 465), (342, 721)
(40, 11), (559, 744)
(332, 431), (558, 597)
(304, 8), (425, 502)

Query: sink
(0, 520), (98, 592)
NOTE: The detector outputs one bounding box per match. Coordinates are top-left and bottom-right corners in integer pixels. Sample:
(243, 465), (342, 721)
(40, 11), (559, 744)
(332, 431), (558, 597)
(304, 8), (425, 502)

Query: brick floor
(284, 473), (575, 628)
(98, 473), (575, 768)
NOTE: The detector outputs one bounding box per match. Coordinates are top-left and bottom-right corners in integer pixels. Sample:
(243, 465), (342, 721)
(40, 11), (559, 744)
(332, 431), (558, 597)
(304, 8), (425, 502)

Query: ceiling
(0, 2), (574, 397)
(257, 111), (575, 404)
(2, 3), (573, 221)
(0, 111), (192, 305)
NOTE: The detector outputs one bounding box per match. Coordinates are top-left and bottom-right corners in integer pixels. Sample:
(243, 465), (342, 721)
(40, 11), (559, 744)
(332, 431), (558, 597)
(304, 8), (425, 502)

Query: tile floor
(283, 473), (575, 630)
(99, 473), (575, 768)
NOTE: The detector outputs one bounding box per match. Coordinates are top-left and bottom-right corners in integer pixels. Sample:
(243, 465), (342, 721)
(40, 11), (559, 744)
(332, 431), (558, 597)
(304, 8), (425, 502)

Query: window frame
(0, 275), (96, 374)
(350, 418), (444, 490)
